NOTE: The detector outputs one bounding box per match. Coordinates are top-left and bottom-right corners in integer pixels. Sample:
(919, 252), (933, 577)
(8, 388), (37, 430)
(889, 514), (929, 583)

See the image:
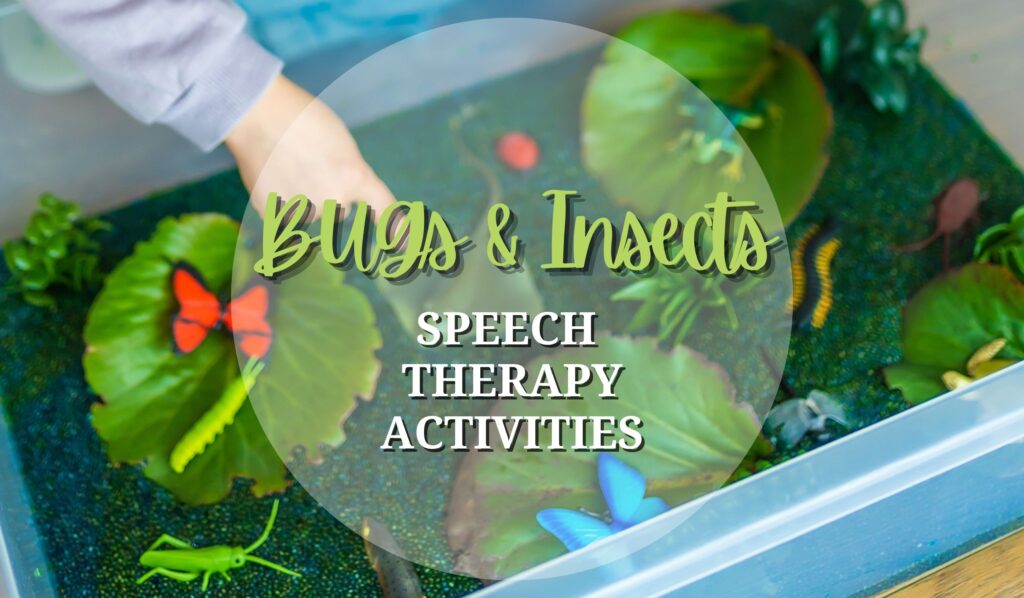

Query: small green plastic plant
(2, 194), (109, 307)
(815, 0), (926, 114)
(612, 268), (742, 346)
(974, 205), (1024, 281)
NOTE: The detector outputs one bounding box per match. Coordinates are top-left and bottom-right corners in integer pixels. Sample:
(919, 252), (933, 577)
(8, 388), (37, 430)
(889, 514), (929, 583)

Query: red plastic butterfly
(170, 263), (272, 360)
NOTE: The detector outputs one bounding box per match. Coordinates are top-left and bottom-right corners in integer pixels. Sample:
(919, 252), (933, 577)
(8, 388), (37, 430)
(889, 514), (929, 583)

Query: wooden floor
(883, 528), (1024, 597)
(906, 0), (1024, 167)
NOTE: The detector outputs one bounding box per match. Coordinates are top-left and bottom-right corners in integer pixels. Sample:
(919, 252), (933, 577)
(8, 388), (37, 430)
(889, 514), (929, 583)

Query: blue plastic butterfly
(536, 453), (668, 551)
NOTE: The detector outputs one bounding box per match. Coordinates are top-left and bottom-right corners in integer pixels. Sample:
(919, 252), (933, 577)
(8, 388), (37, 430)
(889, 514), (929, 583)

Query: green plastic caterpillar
(170, 358), (264, 474)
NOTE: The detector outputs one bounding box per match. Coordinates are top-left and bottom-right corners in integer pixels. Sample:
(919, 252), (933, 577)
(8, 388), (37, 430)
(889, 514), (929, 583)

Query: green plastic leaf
(248, 254), (383, 461)
(46, 238), (68, 259)
(22, 290), (55, 308)
(85, 214), (383, 503)
(582, 12), (831, 225)
(85, 214), (284, 504)
(4, 241), (33, 272)
(884, 264), (1024, 404)
(446, 336), (760, 577)
(882, 363), (946, 405)
(737, 45), (833, 224)
(20, 268), (51, 290)
(975, 205), (1024, 281)
(39, 192), (62, 212)
(614, 11), (776, 103)
(870, 0), (906, 32)
(814, 8), (841, 74)
(861, 63), (908, 114)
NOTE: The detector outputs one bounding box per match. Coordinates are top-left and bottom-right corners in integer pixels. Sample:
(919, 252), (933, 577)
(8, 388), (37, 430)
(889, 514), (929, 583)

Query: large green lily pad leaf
(884, 264), (1024, 404)
(85, 214), (281, 504)
(446, 336), (759, 577)
(85, 214), (381, 503)
(248, 253), (383, 462)
(739, 45), (832, 225)
(582, 11), (831, 225)
(614, 11), (776, 103)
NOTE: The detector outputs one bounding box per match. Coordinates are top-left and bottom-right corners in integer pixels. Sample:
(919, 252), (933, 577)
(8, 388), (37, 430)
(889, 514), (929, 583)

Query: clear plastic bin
(476, 363), (1024, 597)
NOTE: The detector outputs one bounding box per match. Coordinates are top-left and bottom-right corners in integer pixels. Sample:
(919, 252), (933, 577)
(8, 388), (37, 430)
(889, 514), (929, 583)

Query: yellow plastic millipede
(788, 220), (841, 329)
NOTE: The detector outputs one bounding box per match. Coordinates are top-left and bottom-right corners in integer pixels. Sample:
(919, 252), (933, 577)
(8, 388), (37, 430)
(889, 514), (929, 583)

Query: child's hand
(226, 75), (395, 218)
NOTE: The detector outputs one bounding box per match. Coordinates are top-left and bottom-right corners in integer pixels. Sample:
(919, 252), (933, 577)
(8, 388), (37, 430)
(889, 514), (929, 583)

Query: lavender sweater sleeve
(19, 0), (283, 151)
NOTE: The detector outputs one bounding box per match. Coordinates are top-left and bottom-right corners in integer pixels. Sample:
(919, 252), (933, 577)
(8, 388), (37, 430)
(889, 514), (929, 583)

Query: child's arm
(20, 0), (394, 214)
(20, 0), (280, 152)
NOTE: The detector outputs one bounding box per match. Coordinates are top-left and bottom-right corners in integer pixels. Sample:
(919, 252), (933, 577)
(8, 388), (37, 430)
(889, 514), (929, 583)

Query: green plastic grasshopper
(137, 500), (301, 592)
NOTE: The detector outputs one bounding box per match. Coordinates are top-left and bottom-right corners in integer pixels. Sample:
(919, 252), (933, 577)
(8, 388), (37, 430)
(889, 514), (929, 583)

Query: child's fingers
(358, 175), (397, 219)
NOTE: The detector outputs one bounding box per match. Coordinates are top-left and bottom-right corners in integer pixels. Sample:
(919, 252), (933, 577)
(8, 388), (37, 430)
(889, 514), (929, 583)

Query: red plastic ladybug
(495, 132), (539, 171)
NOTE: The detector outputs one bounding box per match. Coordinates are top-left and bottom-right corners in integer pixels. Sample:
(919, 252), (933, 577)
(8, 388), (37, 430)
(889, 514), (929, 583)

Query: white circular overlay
(233, 18), (792, 580)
